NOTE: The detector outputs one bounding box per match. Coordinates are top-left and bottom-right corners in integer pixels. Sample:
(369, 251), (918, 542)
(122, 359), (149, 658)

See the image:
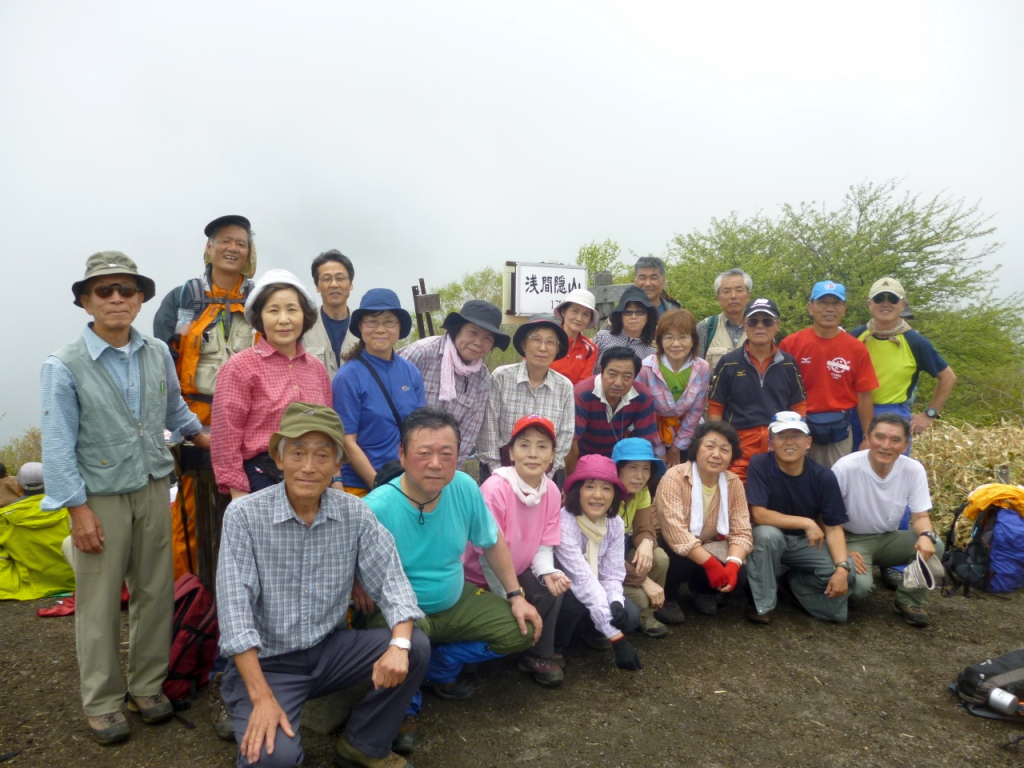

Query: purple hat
(564, 454), (627, 495)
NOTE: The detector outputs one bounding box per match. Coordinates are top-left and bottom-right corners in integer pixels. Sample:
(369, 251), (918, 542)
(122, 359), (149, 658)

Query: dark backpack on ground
(163, 573), (220, 703)
(942, 502), (998, 596)
(952, 648), (1024, 721)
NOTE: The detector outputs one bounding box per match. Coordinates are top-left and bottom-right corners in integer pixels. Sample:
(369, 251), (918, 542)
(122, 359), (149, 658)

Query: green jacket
(0, 495), (74, 600)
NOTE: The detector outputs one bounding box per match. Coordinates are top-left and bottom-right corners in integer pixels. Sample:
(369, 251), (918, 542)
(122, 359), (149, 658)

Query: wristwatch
(919, 530), (938, 544)
(389, 637), (412, 651)
(924, 407), (941, 419)
(505, 588), (525, 601)
(834, 561), (851, 571)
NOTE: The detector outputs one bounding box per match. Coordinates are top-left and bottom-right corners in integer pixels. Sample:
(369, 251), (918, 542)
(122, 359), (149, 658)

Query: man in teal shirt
(362, 407), (542, 755)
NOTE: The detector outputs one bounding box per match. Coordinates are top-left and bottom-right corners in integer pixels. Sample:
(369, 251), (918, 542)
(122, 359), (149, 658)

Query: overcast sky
(1, 1), (1021, 443)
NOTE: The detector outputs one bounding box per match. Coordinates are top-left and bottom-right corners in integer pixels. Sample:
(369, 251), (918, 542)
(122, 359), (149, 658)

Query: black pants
(660, 537), (748, 602)
(553, 591), (640, 653)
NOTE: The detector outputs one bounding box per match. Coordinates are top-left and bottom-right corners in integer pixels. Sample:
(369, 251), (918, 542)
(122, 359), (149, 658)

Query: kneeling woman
(554, 455), (643, 671)
(611, 438), (678, 637)
(656, 421), (753, 619)
(465, 416), (568, 686)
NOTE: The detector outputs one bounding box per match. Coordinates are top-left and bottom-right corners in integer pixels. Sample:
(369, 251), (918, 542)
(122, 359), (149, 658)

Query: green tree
(660, 180), (1024, 423)
(576, 239), (630, 283)
(0, 426), (42, 473)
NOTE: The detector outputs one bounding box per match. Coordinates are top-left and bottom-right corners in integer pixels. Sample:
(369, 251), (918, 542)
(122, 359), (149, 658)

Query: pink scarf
(439, 334), (483, 401)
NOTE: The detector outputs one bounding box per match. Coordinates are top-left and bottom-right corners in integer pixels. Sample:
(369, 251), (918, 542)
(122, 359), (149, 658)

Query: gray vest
(54, 335), (175, 496)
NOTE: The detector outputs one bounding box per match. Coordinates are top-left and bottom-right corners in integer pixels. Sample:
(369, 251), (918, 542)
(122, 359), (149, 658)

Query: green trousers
(845, 530), (945, 609)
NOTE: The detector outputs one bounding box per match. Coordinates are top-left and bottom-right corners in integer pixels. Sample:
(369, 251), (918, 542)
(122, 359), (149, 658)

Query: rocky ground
(1, 583), (1022, 768)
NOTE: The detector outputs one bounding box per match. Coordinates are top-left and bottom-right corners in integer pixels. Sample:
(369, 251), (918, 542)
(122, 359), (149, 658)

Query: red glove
(701, 557), (729, 589)
(723, 561), (740, 590)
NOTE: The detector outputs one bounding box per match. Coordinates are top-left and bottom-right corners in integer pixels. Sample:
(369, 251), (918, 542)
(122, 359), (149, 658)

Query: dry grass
(913, 420), (1024, 535)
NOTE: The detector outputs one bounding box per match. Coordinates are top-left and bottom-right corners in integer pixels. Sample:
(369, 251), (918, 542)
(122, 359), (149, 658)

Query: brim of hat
(350, 307), (413, 340)
(744, 310), (779, 320)
(512, 321), (569, 360)
(554, 301), (598, 329)
(509, 420), (557, 446)
(614, 455), (667, 478)
(769, 425), (810, 435)
(204, 215), (251, 238)
(811, 292), (845, 301)
(871, 292), (906, 302)
(72, 271), (157, 307)
(268, 428), (345, 463)
(442, 311), (511, 351)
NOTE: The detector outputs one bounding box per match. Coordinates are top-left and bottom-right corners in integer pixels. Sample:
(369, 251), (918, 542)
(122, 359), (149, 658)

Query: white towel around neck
(689, 462), (730, 539)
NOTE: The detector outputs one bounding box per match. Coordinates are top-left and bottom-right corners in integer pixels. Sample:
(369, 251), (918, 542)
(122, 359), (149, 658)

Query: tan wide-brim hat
(71, 251), (157, 307)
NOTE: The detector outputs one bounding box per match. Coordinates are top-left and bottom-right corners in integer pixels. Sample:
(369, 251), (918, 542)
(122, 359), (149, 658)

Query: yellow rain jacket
(0, 495), (75, 600)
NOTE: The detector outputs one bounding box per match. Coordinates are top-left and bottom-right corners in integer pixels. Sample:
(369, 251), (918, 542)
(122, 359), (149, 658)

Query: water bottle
(988, 687), (1020, 715)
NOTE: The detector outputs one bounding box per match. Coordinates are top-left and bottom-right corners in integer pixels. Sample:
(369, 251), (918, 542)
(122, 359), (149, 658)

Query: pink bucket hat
(564, 454), (627, 495)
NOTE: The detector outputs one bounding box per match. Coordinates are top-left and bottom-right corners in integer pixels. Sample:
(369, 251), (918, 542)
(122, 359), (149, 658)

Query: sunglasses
(745, 316), (777, 328)
(872, 292), (901, 304)
(621, 309), (648, 317)
(92, 283), (140, 299)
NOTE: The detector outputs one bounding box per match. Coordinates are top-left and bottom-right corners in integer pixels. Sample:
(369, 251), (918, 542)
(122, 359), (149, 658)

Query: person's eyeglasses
(319, 274), (351, 285)
(92, 283), (139, 299)
(622, 309), (647, 317)
(872, 292), (901, 305)
(745, 316), (776, 328)
(362, 318), (399, 330)
(526, 335), (559, 348)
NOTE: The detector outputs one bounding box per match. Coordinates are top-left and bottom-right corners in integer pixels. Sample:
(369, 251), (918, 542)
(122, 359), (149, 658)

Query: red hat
(509, 415), (556, 446)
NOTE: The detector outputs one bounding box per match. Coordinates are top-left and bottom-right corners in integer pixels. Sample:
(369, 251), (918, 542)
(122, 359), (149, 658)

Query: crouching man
(216, 402), (428, 768)
(832, 413), (944, 627)
(744, 412), (854, 625)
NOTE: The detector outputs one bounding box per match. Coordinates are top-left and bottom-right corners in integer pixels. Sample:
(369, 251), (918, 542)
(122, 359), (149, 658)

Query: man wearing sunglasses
(707, 298), (806, 482)
(41, 252), (208, 745)
(848, 277), (956, 449)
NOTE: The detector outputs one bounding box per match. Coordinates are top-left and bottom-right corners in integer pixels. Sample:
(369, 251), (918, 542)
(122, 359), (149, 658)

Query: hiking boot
(336, 734), (411, 767)
(653, 601), (686, 625)
(517, 652), (565, 687)
(391, 715), (418, 755)
(552, 652), (566, 670)
(125, 692), (173, 724)
(209, 671), (235, 740)
(746, 606), (773, 626)
(582, 631), (612, 651)
(638, 613), (669, 638)
(87, 711), (130, 745)
(893, 601), (930, 627)
(692, 592), (718, 616)
(424, 677), (475, 700)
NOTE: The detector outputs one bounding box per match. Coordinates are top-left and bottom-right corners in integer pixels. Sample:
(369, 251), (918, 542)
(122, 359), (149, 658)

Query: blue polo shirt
(332, 352), (425, 489)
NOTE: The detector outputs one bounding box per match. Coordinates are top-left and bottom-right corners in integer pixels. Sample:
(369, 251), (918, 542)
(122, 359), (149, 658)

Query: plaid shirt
(477, 362), (574, 472)
(398, 335), (491, 468)
(216, 482), (423, 658)
(635, 353), (711, 452)
(210, 338), (332, 494)
(592, 331), (656, 375)
(40, 325), (200, 509)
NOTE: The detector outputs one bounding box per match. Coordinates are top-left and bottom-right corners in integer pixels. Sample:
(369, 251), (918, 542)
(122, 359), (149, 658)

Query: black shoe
(582, 631), (612, 651)
(424, 677), (475, 700)
(653, 601), (686, 625)
(391, 715), (418, 755)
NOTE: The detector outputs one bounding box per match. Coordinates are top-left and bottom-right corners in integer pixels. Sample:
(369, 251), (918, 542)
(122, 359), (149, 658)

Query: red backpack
(163, 573), (220, 703)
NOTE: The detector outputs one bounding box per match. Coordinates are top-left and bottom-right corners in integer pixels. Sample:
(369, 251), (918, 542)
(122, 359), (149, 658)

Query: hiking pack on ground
(163, 573), (219, 704)
(952, 648), (1024, 721)
(941, 484), (1024, 596)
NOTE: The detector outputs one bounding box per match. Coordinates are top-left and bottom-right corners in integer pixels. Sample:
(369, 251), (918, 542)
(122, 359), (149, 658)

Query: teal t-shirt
(364, 471), (499, 615)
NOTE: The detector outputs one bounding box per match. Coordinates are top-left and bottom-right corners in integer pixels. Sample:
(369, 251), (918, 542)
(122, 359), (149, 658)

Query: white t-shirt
(831, 451), (932, 535)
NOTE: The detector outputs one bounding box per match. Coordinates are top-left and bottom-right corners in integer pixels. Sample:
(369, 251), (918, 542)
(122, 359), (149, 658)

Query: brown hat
(268, 402), (346, 461)
(71, 251), (156, 307)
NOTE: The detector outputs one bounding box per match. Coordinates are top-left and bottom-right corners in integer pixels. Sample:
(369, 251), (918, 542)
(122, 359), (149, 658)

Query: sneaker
(692, 592), (718, 616)
(87, 711), (130, 745)
(893, 601), (930, 627)
(746, 606), (773, 625)
(125, 692), (173, 724)
(336, 734), (410, 767)
(653, 601), (686, 625)
(517, 653), (564, 687)
(209, 671), (235, 740)
(424, 677), (475, 700)
(391, 715), (418, 755)
(638, 613), (669, 638)
(582, 631), (612, 651)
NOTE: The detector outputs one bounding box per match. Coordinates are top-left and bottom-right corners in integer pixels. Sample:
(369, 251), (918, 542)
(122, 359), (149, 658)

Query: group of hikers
(35, 213), (957, 767)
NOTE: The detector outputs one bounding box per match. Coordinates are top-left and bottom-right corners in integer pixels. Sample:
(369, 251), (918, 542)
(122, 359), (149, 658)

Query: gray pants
(845, 531), (945, 608)
(222, 627), (429, 767)
(747, 525), (854, 622)
(807, 432), (853, 469)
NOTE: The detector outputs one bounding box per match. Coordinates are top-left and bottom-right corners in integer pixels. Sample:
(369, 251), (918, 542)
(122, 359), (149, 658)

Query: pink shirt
(211, 338), (332, 494)
(463, 473), (562, 586)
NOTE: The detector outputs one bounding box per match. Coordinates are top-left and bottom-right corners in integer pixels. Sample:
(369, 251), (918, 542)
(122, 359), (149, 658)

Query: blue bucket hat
(611, 437), (666, 478)
(350, 288), (413, 340)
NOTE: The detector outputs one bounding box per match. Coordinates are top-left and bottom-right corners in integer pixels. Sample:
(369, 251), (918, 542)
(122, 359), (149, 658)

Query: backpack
(163, 573), (220, 703)
(952, 648), (1024, 721)
(942, 502), (997, 596)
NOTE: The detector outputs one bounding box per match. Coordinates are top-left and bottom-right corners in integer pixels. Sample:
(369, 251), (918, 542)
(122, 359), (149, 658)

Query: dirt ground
(1, 583), (1022, 768)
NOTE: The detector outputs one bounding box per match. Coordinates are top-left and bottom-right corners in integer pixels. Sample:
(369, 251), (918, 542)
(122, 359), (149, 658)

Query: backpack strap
(356, 355), (403, 429)
(702, 314), (719, 358)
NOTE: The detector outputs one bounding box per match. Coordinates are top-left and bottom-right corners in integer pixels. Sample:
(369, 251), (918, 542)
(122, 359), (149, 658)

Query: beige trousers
(807, 432), (853, 469)
(623, 545), (670, 613)
(66, 477), (174, 716)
